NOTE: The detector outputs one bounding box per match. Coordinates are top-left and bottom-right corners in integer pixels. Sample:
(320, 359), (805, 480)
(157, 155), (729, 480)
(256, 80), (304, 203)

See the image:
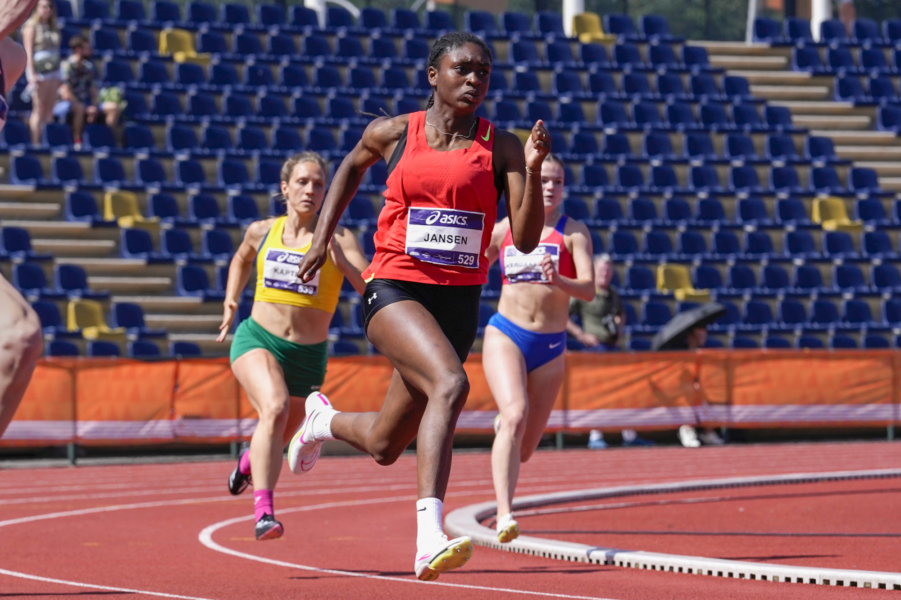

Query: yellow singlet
(253, 216), (343, 313)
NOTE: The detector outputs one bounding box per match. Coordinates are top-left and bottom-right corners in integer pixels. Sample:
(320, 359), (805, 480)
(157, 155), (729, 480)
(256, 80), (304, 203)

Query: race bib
(261, 248), (320, 295)
(405, 208), (484, 269)
(503, 243), (560, 283)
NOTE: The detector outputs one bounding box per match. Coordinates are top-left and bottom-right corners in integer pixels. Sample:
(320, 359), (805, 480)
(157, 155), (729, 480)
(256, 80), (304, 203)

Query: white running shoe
(288, 392), (336, 474)
(678, 425), (701, 448)
(496, 512), (519, 544)
(414, 536), (473, 581)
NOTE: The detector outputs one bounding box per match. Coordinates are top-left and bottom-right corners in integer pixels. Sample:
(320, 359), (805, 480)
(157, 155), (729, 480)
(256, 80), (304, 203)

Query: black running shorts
(361, 279), (482, 363)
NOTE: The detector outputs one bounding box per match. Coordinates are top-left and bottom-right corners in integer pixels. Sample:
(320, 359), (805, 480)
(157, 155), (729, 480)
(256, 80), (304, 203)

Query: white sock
(311, 407), (337, 441)
(416, 498), (445, 552)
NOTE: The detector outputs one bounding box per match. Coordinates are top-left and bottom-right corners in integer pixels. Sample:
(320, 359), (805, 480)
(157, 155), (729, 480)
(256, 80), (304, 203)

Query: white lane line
(0, 568), (219, 600)
(198, 496), (620, 600)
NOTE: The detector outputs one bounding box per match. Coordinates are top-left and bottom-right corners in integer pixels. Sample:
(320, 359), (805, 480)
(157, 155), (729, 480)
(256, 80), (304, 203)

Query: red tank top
(500, 215), (577, 285)
(361, 111), (498, 286)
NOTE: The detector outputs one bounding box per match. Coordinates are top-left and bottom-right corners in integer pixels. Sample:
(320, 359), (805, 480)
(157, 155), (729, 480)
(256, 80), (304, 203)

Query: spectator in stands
(0, 0), (43, 443)
(567, 254), (651, 449)
(21, 0), (60, 145)
(838, 0), (856, 35)
(58, 36), (121, 147)
(567, 254), (623, 351)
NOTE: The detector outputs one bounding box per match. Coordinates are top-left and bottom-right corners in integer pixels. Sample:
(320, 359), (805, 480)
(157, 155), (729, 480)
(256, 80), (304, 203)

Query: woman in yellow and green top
(216, 152), (369, 540)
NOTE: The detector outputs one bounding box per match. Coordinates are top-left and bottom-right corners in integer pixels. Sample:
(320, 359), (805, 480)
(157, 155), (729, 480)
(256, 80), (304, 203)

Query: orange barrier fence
(3, 351), (899, 446)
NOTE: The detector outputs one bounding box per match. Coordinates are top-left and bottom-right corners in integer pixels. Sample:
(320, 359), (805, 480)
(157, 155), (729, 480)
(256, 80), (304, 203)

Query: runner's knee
(501, 405), (529, 439)
(257, 396), (290, 426)
(431, 372), (470, 412)
(370, 436), (406, 466)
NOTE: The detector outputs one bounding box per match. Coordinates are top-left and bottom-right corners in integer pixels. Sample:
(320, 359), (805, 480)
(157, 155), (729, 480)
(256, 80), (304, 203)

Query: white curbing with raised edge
(445, 468), (901, 590)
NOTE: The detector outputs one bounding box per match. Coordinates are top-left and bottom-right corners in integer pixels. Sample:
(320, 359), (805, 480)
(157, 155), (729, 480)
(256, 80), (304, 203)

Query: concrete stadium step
(711, 55), (788, 70)
(811, 130), (899, 145)
(89, 277), (172, 294)
(144, 314), (222, 332)
(875, 177), (901, 191)
(853, 161), (901, 177)
(750, 85), (830, 101)
(168, 333), (230, 357)
(0, 202), (60, 219)
(696, 41), (792, 57)
(774, 101), (859, 115)
(792, 114), (872, 129)
(835, 146), (901, 160)
(54, 258), (174, 277)
(111, 295), (222, 315)
(0, 220), (120, 240)
(33, 239), (116, 257)
(0, 184), (38, 199)
(727, 70), (815, 86)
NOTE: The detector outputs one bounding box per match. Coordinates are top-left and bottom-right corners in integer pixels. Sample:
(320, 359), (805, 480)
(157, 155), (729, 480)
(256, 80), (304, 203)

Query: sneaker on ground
(679, 425), (701, 448)
(496, 513), (519, 544)
(255, 514), (284, 541)
(227, 448), (252, 496)
(414, 536), (473, 581)
(288, 392), (336, 474)
(699, 429), (725, 446)
(588, 429), (607, 449)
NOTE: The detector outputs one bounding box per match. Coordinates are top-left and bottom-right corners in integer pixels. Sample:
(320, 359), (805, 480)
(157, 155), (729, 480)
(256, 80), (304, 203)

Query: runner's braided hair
(425, 32), (493, 110)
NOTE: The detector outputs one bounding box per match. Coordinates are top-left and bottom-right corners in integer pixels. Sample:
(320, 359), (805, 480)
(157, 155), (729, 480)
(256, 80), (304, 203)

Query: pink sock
(238, 451), (252, 476)
(254, 489), (274, 522)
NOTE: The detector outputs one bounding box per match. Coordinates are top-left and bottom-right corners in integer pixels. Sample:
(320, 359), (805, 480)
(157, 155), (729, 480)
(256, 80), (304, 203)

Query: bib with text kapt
(262, 248), (320, 295)
(503, 243), (560, 283)
(405, 207), (484, 269)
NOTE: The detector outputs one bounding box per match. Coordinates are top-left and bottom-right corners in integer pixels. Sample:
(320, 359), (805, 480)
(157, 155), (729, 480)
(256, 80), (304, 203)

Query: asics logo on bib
(275, 252), (301, 264)
(425, 212), (469, 226)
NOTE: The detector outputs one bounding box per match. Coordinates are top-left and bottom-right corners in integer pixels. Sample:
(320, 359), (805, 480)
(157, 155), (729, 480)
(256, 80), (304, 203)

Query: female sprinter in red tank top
(289, 32), (550, 580)
(483, 154), (595, 543)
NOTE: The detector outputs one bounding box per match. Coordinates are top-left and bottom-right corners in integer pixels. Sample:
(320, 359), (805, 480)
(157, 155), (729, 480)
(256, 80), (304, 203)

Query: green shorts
(230, 316), (328, 398)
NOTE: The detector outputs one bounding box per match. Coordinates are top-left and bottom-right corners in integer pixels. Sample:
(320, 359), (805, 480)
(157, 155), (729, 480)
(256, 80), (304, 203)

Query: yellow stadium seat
(67, 300), (126, 341)
(657, 264), (711, 302)
(573, 12), (616, 44)
(104, 191), (159, 229)
(159, 29), (210, 65)
(812, 197), (863, 232)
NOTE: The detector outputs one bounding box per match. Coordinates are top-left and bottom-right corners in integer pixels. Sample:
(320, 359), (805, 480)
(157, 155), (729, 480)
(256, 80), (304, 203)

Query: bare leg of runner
(0, 276), (43, 439)
(330, 300), (469, 500)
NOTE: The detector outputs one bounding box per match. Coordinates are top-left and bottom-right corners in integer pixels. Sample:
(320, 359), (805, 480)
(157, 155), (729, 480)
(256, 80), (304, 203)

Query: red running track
(1, 441), (900, 600)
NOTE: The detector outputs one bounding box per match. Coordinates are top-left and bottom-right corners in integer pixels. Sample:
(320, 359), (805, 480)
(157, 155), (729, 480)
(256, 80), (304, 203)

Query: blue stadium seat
(700, 103), (730, 131)
(588, 72), (618, 97)
(535, 10), (564, 35)
(124, 124), (156, 153)
(873, 264), (901, 291)
(694, 265), (723, 290)
(511, 40), (542, 65)
(729, 166), (764, 193)
(562, 198), (590, 222)
(869, 77), (898, 103)
(835, 76), (870, 103)
(203, 126), (233, 153)
(547, 41), (577, 67)
(684, 133), (717, 161)
(112, 303), (166, 338)
(203, 229), (234, 261)
(835, 264), (869, 292)
(793, 265), (823, 292)
(105, 59), (134, 84)
(612, 231), (640, 257)
(743, 301), (773, 327)
(152, 91), (183, 117)
(257, 4), (285, 27)
(762, 265), (790, 292)
(712, 231), (741, 257)
(13, 263), (61, 299)
(728, 265), (757, 292)
(689, 165), (723, 192)
(877, 105), (901, 132)
(678, 230), (706, 255)
(177, 265), (220, 298)
(95, 157), (129, 187)
(863, 335), (890, 349)
(823, 231), (857, 258)
(47, 340), (79, 357)
(218, 159), (250, 190)
(643, 132), (676, 160)
(725, 134), (757, 162)
(764, 105), (801, 132)
(579, 164), (610, 190)
(744, 231), (774, 257)
(593, 199), (624, 224)
(43, 123), (73, 150)
(763, 336), (792, 349)
(770, 166), (803, 194)
(766, 135), (799, 162)
(615, 164), (644, 191)
(849, 167), (883, 195)
(465, 10), (497, 34)
(863, 231), (897, 258)
(629, 339), (652, 351)
(642, 301), (672, 329)
(810, 166), (845, 194)
(605, 14), (639, 40)
(65, 191), (105, 223)
(648, 44), (682, 71)
(116, 0), (145, 21)
(696, 198), (725, 222)
(554, 71), (585, 96)
(779, 299), (807, 327)
(690, 74), (725, 101)
(148, 194), (192, 227)
(171, 341), (202, 357)
(657, 73), (688, 100)
(737, 197), (771, 225)
(502, 11), (533, 37)
(775, 198), (809, 224)
(91, 28), (121, 54)
(187, 1), (217, 24)
(87, 341), (121, 357)
(886, 299), (901, 326)
(682, 46), (714, 72)
(1, 119), (30, 151)
(128, 29), (156, 54)
(175, 159), (208, 189)
(135, 158), (168, 187)
(121, 228), (168, 261)
(602, 134), (632, 159)
(643, 231), (673, 258)
(628, 198), (657, 223)
(189, 194), (226, 226)
(754, 17), (785, 43)
(151, 0), (181, 23)
(641, 15), (678, 40)
(785, 231), (819, 258)
(792, 46), (825, 73)
(809, 300), (839, 327)
(733, 104), (764, 131)
(128, 341), (161, 358)
(651, 166), (684, 193)
(831, 336), (857, 349)
(289, 5), (319, 28)
(51, 157), (85, 186)
(2, 228), (50, 261)
(570, 132), (600, 156)
(614, 43), (647, 69)
(665, 102), (697, 130)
